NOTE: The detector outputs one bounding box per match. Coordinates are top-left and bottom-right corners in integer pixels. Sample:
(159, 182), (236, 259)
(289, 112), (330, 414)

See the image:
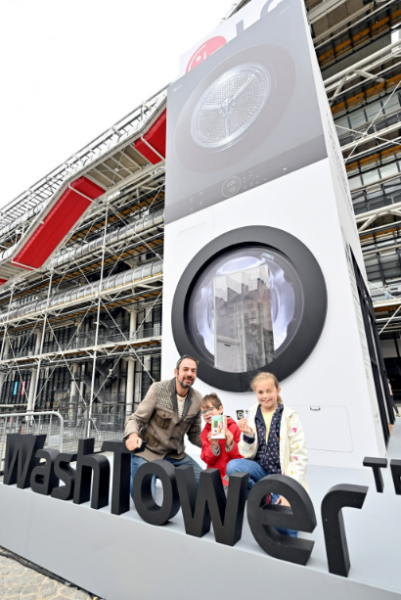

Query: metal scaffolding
(0, 92), (166, 448)
(2, 0), (401, 439)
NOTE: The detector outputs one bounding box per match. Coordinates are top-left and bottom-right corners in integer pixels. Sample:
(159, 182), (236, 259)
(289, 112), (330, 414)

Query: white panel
(162, 159), (386, 468)
(3, 454), (401, 599)
(291, 406), (352, 452)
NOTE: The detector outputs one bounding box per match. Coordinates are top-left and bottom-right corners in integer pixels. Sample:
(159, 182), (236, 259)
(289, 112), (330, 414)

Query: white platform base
(1, 428), (401, 600)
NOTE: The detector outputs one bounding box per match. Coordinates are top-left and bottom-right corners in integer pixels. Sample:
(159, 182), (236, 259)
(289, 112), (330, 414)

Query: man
(124, 355), (203, 496)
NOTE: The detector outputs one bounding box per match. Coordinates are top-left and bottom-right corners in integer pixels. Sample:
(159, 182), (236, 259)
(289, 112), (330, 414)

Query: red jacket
(200, 417), (242, 485)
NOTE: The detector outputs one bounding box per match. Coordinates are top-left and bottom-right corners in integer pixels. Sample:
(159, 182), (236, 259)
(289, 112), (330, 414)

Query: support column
(69, 363), (80, 421)
(130, 309), (138, 342)
(126, 360), (135, 416)
(27, 330), (42, 412)
(126, 309), (137, 416)
(0, 338), (10, 401)
(74, 321), (82, 349)
(77, 363), (86, 420)
(143, 355), (152, 397)
(2, 338), (10, 361)
(85, 202), (109, 438)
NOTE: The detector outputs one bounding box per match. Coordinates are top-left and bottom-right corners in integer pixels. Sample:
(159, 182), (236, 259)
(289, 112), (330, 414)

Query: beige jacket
(239, 403), (309, 491)
(124, 378), (202, 461)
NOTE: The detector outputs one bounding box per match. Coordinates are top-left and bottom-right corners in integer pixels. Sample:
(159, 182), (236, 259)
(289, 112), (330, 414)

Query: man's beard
(178, 376), (194, 389)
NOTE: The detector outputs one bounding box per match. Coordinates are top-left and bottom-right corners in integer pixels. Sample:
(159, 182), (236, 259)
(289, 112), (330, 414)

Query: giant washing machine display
(165, 1), (327, 224)
(171, 227), (327, 392)
(164, 0), (389, 464)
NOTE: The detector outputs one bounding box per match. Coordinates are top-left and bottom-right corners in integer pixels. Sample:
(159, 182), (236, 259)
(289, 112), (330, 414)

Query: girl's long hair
(251, 372), (283, 404)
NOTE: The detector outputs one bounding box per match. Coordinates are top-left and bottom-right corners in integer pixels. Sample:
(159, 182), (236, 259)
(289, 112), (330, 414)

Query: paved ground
(0, 548), (99, 600)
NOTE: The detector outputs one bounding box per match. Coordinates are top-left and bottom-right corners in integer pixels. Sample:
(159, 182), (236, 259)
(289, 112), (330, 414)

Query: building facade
(0, 0), (401, 447)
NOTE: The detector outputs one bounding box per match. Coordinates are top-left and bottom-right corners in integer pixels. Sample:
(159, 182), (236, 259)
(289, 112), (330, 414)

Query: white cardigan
(238, 403), (308, 491)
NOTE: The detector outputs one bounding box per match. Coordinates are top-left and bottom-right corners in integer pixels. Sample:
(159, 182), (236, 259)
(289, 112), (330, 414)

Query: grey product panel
(165, 0), (326, 225)
(1, 459), (401, 599)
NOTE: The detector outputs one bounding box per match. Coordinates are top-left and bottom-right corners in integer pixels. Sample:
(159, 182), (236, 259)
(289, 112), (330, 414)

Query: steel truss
(0, 88), (167, 231)
(0, 146), (166, 440)
(320, 33), (401, 336)
(3, 0), (401, 426)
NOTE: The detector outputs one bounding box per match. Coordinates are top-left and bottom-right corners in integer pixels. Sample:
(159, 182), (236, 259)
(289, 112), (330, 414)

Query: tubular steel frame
(2, 0), (401, 433)
(0, 149), (166, 439)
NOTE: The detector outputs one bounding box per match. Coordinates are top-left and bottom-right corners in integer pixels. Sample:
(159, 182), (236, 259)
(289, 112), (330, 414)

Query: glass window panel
(383, 151), (401, 166)
(365, 100), (382, 121)
(213, 265), (274, 372)
(382, 94), (399, 114)
(380, 162), (399, 179)
(187, 245), (304, 373)
(334, 116), (349, 130)
(380, 162), (398, 178)
(349, 110), (366, 129)
(362, 169), (380, 185)
(349, 175), (362, 190)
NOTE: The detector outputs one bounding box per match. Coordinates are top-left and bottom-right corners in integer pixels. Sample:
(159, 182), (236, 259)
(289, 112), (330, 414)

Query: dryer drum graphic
(171, 227), (327, 392)
(190, 63), (271, 150)
(174, 45), (296, 172)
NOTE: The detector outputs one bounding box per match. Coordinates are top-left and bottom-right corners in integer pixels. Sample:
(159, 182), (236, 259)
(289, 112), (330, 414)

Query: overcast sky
(0, 0), (232, 208)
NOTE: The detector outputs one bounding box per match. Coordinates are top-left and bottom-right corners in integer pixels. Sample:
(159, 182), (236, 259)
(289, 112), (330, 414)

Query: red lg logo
(186, 36), (227, 73)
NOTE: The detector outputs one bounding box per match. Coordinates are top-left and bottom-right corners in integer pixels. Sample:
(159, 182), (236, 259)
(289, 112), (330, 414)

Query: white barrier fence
(0, 411), (64, 473)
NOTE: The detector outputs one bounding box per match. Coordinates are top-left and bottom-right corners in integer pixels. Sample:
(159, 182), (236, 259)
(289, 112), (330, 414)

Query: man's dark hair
(176, 355), (199, 371)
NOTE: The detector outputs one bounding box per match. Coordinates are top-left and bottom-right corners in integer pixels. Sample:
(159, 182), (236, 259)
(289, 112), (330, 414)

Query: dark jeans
(226, 458), (298, 538)
(130, 453), (202, 500)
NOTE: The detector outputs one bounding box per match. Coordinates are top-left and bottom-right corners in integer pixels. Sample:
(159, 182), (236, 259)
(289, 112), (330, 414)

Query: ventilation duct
(48, 209), (164, 270)
(0, 209), (164, 277)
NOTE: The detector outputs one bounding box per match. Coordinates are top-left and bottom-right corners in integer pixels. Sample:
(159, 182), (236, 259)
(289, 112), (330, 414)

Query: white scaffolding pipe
(356, 199), (401, 223)
(27, 331), (41, 411)
(379, 304), (401, 334)
(86, 202), (108, 438)
(324, 40), (401, 88)
(31, 271), (54, 412)
(125, 309), (137, 417)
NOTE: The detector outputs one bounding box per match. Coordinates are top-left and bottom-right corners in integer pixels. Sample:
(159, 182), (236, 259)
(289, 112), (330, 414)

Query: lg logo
(186, 36), (227, 73)
(185, 0), (285, 73)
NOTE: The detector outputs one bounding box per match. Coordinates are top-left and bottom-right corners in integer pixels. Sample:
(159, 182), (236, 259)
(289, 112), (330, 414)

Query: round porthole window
(190, 63), (271, 150)
(171, 226), (327, 392)
(174, 44), (296, 172)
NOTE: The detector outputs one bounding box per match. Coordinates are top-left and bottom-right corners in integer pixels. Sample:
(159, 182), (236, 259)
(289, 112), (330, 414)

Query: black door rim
(171, 226), (328, 392)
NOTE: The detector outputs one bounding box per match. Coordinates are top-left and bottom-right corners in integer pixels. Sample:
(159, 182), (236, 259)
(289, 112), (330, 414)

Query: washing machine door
(171, 226), (327, 392)
(174, 45), (296, 172)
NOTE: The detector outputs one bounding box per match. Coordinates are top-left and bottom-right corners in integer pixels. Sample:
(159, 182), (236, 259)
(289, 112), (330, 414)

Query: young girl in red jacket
(200, 393), (242, 488)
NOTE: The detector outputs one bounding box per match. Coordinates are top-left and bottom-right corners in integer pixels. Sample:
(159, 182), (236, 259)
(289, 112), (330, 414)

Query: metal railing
(0, 403), (135, 465)
(369, 281), (401, 303)
(61, 409), (127, 454)
(0, 411), (64, 473)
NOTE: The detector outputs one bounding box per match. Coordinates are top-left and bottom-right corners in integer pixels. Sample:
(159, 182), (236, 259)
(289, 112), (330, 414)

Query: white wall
(162, 158), (386, 468)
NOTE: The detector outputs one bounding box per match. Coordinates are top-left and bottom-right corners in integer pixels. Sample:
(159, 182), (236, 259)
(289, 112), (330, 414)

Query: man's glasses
(200, 407), (218, 415)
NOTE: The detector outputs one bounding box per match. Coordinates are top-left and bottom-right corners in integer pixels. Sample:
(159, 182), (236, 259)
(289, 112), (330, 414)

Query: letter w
(176, 466), (248, 546)
(3, 434), (46, 488)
